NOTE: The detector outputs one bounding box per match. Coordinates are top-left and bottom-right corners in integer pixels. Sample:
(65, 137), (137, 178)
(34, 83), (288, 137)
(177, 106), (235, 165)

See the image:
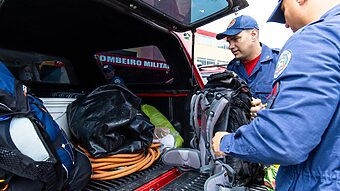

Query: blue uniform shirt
(227, 44), (279, 103)
(220, 5), (340, 191)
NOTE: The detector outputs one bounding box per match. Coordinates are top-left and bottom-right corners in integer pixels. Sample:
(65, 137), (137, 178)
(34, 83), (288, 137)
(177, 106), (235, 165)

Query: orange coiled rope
(0, 179), (8, 191)
(81, 143), (161, 180)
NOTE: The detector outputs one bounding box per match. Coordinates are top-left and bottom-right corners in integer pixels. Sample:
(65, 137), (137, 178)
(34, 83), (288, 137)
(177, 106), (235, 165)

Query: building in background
(178, 29), (235, 68)
(195, 29), (234, 67)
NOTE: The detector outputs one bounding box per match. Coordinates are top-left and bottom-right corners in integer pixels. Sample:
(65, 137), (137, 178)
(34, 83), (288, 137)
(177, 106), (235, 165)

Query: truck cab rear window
(95, 46), (173, 85)
(0, 48), (79, 85)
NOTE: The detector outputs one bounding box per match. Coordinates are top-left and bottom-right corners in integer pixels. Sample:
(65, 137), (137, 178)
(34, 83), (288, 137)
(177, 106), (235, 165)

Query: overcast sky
(199, 0), (293, 49)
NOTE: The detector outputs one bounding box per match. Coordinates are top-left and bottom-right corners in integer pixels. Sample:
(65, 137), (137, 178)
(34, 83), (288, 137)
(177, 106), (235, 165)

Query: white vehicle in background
(199, 64), (228, 84)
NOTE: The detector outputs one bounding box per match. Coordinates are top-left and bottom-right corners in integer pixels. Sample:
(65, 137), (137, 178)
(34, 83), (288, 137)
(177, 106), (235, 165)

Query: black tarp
(67, 84), (154, 158)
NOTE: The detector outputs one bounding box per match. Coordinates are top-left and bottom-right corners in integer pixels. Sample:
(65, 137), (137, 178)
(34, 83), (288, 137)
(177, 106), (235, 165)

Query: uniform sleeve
(220, 30), (340, 165)
(226, 61), (233, 71)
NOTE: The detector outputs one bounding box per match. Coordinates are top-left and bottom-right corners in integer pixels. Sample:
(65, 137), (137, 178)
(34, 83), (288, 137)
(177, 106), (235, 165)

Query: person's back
(270, 3), (340, 190)
(212, 1), (340, 190)
(216, 15), (280, 103)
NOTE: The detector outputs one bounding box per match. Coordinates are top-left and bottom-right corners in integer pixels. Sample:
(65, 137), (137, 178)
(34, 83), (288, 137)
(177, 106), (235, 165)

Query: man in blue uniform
(212, 0), (340, 190)
(102, 64), (125, 85)
(216, 15), (280, 103)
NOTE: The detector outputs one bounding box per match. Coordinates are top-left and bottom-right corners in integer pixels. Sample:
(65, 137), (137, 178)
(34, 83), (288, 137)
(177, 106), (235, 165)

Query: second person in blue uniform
(216, 15), (280, 103)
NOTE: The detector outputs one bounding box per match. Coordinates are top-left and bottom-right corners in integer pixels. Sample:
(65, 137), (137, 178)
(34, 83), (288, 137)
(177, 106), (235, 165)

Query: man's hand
(212, 132), (229, 157)
(251, 98), (267, 118)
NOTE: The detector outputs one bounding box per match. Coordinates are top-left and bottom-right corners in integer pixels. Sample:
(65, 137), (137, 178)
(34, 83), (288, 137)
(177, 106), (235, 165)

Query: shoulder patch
(274, 50), (292, 79)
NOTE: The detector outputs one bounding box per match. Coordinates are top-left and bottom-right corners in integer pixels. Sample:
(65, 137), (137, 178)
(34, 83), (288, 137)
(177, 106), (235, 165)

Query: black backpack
(163, 71), (263, 190)
(0, 62), (91, 191)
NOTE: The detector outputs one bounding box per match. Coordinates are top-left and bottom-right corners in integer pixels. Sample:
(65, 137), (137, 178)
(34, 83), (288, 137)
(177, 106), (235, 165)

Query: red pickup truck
(0, 0), (269, 190)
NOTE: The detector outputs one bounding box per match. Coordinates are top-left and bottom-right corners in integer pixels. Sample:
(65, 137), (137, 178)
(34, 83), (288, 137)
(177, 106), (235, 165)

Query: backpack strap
(190, 91), (210, 147)
(29, 100), (64, 150)
(206, 92), (230, 161)
(189, 92), (200, 148)
(189, 87), (233, 174)
(198, 91), (215, 174)
(204, 162), (236, 191)
(31, 115), (66, 191)
(204, 161), (247, 191)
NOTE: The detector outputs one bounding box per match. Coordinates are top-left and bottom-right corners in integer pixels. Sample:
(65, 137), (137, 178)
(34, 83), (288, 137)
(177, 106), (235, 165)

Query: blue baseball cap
(267, 0), (285, 23)
(102, 64), (114, 73)
(216, 15), (259, 40)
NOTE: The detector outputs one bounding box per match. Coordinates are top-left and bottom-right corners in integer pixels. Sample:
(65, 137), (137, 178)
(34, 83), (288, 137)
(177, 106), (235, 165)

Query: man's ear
(296, 0), (306, 5)
(251, 29), (258, 41)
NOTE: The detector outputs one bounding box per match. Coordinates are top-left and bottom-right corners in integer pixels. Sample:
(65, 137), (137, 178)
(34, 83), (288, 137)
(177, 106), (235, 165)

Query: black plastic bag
(67, 84), (154, 158)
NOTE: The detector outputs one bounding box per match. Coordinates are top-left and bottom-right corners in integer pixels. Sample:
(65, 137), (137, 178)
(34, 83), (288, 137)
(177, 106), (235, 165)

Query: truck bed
(84, 161), (173, 191)
(161, 171), (268, 191)
(84, 161), (268, 191)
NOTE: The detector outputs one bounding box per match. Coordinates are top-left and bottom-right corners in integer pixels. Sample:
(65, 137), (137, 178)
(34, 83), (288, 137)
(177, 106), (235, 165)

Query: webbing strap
(190, 92), (210, 148)
(189, 93), (200, 148)
(199, 106), (209, 173)
(206, 94), (229, 161)
(199, 132), (213, 173)
(190, 91), (212, 173)
(189, 93), (197, 129)
(204, 162), (237, 191)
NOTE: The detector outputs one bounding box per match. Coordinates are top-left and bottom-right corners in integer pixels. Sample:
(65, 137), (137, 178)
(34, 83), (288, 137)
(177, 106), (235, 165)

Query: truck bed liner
(85, 162), (269, 191)
(84, 161), (172, 191)
(160, 171), (268, 191)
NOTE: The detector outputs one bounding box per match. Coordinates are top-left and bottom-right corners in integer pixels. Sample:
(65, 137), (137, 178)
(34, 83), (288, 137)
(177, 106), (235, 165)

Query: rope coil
(81, 143), (161, 180)
(0, 179), (8, 191)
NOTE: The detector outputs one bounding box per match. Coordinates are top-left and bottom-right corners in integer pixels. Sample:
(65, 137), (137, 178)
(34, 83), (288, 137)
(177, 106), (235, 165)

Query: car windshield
(142, 0), (230, 24)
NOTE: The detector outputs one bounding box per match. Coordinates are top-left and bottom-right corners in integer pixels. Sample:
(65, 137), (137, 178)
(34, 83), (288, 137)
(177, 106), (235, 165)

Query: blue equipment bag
(0, 61), (91, 191)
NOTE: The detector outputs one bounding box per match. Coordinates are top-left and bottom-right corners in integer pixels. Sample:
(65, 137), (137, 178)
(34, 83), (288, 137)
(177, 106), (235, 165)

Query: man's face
(226, 30), (255, 61)
(23, 66), (33, 81)
(281, 0), (306, 32)
(104, 70), (115, 80)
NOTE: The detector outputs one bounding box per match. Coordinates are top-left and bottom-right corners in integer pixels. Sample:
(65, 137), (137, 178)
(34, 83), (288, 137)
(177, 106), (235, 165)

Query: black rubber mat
(160, 171), (268, 191)
(84, 163), (268, 191)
